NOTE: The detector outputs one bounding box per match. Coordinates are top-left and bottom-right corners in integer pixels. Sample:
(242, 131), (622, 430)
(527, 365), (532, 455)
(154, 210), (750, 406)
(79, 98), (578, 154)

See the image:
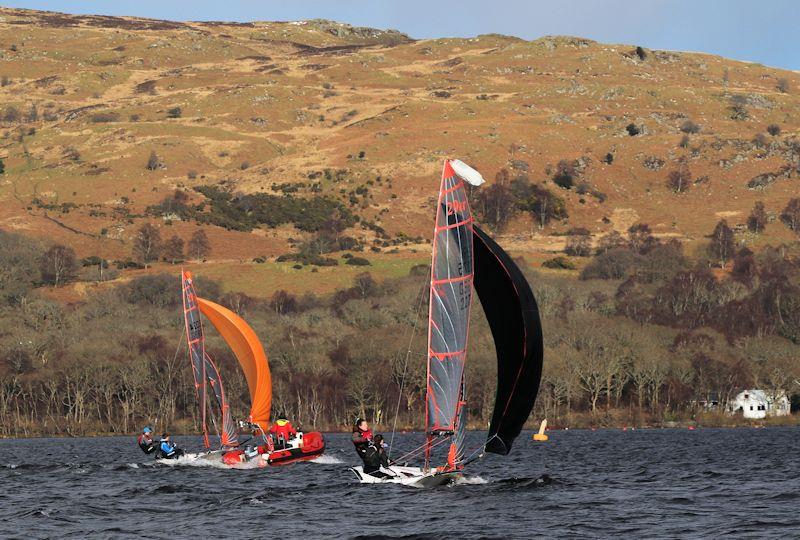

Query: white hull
(349, 465), (460, 487)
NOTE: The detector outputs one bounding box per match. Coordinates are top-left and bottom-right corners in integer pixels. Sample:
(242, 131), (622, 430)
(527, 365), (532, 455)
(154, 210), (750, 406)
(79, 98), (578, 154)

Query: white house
(728, 389), (791, 419)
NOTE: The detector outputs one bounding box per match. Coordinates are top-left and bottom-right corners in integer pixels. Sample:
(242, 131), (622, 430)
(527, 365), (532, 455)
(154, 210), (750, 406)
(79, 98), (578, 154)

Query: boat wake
(494, 475), (555, 489)
(154, 454), (241, 470)
(309, 454), (343, 465)
(454, 474), (488, 486)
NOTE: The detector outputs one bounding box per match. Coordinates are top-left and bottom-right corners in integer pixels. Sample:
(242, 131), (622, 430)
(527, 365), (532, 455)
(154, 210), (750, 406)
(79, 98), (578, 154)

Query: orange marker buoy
(533, 419), (549, 441)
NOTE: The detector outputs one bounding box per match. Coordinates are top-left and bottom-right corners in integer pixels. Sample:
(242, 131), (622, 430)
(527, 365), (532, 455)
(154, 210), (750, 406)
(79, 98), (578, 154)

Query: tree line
(0, 225), (798, 438)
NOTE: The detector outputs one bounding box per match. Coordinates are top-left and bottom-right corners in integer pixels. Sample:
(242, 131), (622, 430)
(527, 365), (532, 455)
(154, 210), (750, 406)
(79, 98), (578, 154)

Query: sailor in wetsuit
(268, 413), (297, 450)
(362, 434), (391, 478)
(352, 418), (373, 462)
(137, 426), (157, 454)
(157, 433), (185, 460)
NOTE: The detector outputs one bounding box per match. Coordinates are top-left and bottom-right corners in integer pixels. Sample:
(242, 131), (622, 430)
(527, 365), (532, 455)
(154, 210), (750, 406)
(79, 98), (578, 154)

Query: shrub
(680, 120), (700, 134)
(81, 256), (108, 268)
(752, 133), (769, 148)
(767, 124), (781, 136)
(565, 232), (592, 257)
(409, 264), (429, 277)
(135, 80), (157, 95)
(346, 256), (371, 266)
(776, 78), (790, 93)
(729, 95), (749, 121)
(194, 185), (355, 233)
(146, 151), (162, 171)
(240, 161), (250, 170)
(89, 111), (120, 123)
(167, 107), (182, 118)
(667, 166), (692, 193)
(542, 256), (576, 270)
(553, 159), (575, 189)
(2, 105), (21, 123)
(580, 248), (640, 280)
(625, 123), (641, 136)
(602, 153), (614, 164)
(122, 275), (168, 305)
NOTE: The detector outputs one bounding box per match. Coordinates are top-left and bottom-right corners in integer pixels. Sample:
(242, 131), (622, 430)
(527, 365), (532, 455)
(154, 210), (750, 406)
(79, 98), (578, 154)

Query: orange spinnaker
(197, 298), (272, 431)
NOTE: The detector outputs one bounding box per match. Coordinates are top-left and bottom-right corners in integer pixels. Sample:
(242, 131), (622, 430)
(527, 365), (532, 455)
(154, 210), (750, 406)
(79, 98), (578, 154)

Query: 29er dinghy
(181, 271), (325, 466)
(350, 159), (544, 486)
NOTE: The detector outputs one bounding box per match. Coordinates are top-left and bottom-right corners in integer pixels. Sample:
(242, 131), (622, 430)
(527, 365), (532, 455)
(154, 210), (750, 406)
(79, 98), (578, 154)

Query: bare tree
(708, 220), (735, 267)
(474, 169), (517, 231)
(133, 224), (162, 267)
(187, 229), (211, 260)
(162, 235), (184, 264)
(40, 244), (77, 287)
(666, 164), (692, 193)
(747, 201), (768, 233)
(780, 198), (800, 233)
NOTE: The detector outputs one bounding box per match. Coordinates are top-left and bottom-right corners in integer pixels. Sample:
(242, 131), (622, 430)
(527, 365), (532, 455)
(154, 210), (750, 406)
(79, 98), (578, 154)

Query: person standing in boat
(268, 413), (297, 450)
(137, 426), (157, 455)
(352, 418), (373, 461)
(362, 434), (391, 477)
(157, 433), (184, 460)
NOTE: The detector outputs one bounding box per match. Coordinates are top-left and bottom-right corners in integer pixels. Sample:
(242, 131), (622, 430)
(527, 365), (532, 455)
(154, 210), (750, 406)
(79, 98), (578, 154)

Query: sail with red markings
(204, 353), (238, 447)
(181, 269), (209, 448)
(182, 269), (239, 449)
(425, 159), (475, 469)
(423, 159), (544, 471)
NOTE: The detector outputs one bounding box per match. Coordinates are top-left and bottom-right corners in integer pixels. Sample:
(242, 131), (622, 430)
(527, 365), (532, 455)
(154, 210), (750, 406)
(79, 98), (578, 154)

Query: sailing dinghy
(181, 270), (325, 466)
(350, 159), (544, 486)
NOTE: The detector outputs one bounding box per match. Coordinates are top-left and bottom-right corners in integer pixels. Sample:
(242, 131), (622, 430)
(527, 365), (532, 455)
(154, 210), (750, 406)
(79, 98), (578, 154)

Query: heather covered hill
(0, 8), (799, 435)
(0, 6), (798, 273)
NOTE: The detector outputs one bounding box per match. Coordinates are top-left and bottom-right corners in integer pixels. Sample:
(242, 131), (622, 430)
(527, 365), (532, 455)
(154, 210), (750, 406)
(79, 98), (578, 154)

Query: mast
(424, 159), (479, 470)
(181, 270), (210, 448)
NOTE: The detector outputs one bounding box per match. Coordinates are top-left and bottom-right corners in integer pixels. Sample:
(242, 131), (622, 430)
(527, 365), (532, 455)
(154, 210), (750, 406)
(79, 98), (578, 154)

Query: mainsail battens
(472, 225), (544, 455)
(181, 270), (209, 447)
(425, 159), (475, 461)
(203, 353), (238, 447)
(197, 298), (272, 431)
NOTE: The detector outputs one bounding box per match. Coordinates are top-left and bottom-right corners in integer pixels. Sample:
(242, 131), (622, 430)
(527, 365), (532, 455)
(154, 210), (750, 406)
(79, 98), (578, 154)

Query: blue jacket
(160, 441), (176, 456)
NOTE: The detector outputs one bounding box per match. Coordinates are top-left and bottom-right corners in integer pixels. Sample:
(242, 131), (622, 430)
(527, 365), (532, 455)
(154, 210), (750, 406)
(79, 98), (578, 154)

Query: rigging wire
(388, 273), (429, 458)
(390, 434), (450, 465)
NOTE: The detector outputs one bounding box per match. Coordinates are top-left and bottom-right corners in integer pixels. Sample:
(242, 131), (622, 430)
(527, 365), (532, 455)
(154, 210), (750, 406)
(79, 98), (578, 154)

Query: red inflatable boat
(222, 431), (325, 466)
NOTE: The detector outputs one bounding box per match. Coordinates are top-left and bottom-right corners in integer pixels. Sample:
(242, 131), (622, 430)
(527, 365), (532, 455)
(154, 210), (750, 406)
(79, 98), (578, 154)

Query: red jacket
(269, 419), (297, 440)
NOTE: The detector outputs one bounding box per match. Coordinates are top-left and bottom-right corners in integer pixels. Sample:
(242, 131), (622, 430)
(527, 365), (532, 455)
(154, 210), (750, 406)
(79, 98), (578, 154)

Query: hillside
(0, 7), (799, 296)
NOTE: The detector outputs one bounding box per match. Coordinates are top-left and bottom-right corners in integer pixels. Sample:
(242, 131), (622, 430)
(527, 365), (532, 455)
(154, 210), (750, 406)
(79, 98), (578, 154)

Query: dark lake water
(0, 427), (798, 538)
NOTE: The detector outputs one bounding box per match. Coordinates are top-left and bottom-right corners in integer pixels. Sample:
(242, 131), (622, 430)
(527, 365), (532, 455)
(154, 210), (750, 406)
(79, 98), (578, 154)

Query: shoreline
(1, 420), (797, 440)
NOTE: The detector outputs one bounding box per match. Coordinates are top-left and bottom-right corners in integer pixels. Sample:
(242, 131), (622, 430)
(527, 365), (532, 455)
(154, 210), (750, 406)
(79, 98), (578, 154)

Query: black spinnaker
(472, 224), (544, 455)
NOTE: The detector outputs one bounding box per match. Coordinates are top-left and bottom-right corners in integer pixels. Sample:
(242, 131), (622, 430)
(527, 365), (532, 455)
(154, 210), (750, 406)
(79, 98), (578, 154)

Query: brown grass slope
(0, 7), (798, 295)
